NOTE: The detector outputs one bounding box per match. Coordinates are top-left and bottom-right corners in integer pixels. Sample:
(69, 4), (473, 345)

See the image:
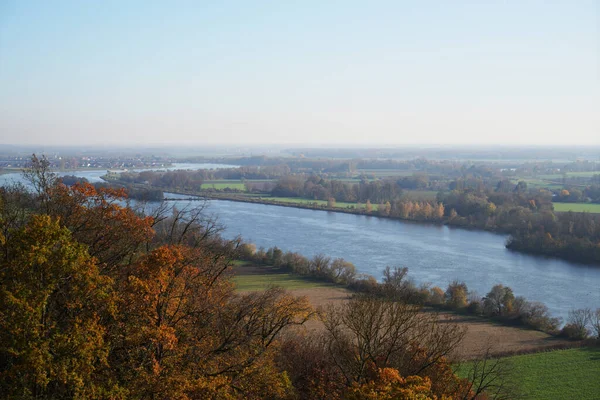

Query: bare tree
(565, 308), (592, 339)
(151, 201), (223, 247)
(321, 294), (466, 385)
(22, 154), (57, 213)
(459, 342), (517, 400)
(590, 308), (600, 339)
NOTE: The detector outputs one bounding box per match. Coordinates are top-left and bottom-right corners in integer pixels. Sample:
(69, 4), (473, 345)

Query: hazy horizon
(1, 1), (598, 146)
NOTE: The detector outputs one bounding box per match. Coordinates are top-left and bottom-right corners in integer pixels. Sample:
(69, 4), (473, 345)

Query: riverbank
(168, 190), (598, 267)
(232, 261), (577, 359)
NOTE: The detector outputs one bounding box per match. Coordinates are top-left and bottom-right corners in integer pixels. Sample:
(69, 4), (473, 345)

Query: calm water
(196, 199), (599, 323)
(2, 166), (599, 322)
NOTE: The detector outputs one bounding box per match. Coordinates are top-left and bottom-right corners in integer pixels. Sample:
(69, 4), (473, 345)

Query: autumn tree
(2, 155), (316, 399)
(111, 241), (313, 398)
(346, 368), (439, 400)
(329, 258), (357, 284)
(483, 284), (515, 316)
(429, 287), (445, 305)
(445, 281), (469, 309)
(0, 215), (115, 398)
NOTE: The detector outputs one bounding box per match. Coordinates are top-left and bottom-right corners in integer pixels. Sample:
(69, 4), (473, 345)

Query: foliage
(346, 369), (438, 399)
(483, 284), (514, 316)
(445, 281), (469, 309)
(0, 155), (316, 399)
(0, 215), (114, 398)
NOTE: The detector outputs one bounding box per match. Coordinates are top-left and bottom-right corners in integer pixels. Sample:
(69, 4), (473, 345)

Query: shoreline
(159, 189), (600, 267)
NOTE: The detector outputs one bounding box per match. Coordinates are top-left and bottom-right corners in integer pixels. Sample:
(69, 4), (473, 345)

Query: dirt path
(283, 286), (572, 359)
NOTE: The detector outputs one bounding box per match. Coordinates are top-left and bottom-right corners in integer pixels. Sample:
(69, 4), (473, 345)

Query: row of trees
(243, 242), (565, 335)
(554, 185), (600, 203)
(238, 244), (358, 286)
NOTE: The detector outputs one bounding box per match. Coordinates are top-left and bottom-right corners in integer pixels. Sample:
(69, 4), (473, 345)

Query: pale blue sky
(0, 1), (598, 146)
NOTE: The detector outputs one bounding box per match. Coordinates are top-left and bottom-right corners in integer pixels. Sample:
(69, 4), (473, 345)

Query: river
(1, 166), (598, 322)
(197, 199), (599, 323)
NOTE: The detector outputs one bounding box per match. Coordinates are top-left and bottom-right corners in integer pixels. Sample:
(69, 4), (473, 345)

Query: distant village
(0, 153), (174, 171)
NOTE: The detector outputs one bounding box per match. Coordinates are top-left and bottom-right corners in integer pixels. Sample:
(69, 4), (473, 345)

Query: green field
(233, 273), (332, 291)
(457, 347), (600, 399)
(261, 196), (380, 211)
(505, 347), (600, 399)
(201, 180), (246, 190)
(511, 178), (563, 190)
(357, 169), (416, 177)
(553, 202), (600, 213)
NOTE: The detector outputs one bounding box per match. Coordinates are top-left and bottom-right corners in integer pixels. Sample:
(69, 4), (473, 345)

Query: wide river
(1, 164), (599, 322)
(199, 199), (599, 323)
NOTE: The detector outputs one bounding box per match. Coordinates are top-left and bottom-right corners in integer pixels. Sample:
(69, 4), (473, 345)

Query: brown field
(282, 286), (572, 359)
(234, 262), (572, 359)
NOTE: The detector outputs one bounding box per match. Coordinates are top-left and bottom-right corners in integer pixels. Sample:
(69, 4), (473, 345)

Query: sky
(0, 0), (598, 146)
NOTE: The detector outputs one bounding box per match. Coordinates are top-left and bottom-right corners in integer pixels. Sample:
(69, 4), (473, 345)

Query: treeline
(61, 175), (164, 202)
(111, 165), (290, 190)
(112, 169), (205, 191)
(554, 185), (600, 203)
(2, 156), (503, 399)
(506, 211), (600, 264)
(272, 175), (418, 203)
(439, 187), (600, 265)
(192, 155), (513, 177)
(238, 244), (358, 285)
(243, 245), (566, 335)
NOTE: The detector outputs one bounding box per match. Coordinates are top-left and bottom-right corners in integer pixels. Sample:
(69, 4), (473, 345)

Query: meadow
(501, 347), (600, 399)
(233, 273), (333, 291)
(232, 261), (333, 291)
(201, 180), (246, 190)
(553, 202), (600, 213)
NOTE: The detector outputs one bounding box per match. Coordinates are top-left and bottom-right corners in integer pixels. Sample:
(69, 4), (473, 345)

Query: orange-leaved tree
(112, 243), (313, 398)
(0, 215), (115, 398)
